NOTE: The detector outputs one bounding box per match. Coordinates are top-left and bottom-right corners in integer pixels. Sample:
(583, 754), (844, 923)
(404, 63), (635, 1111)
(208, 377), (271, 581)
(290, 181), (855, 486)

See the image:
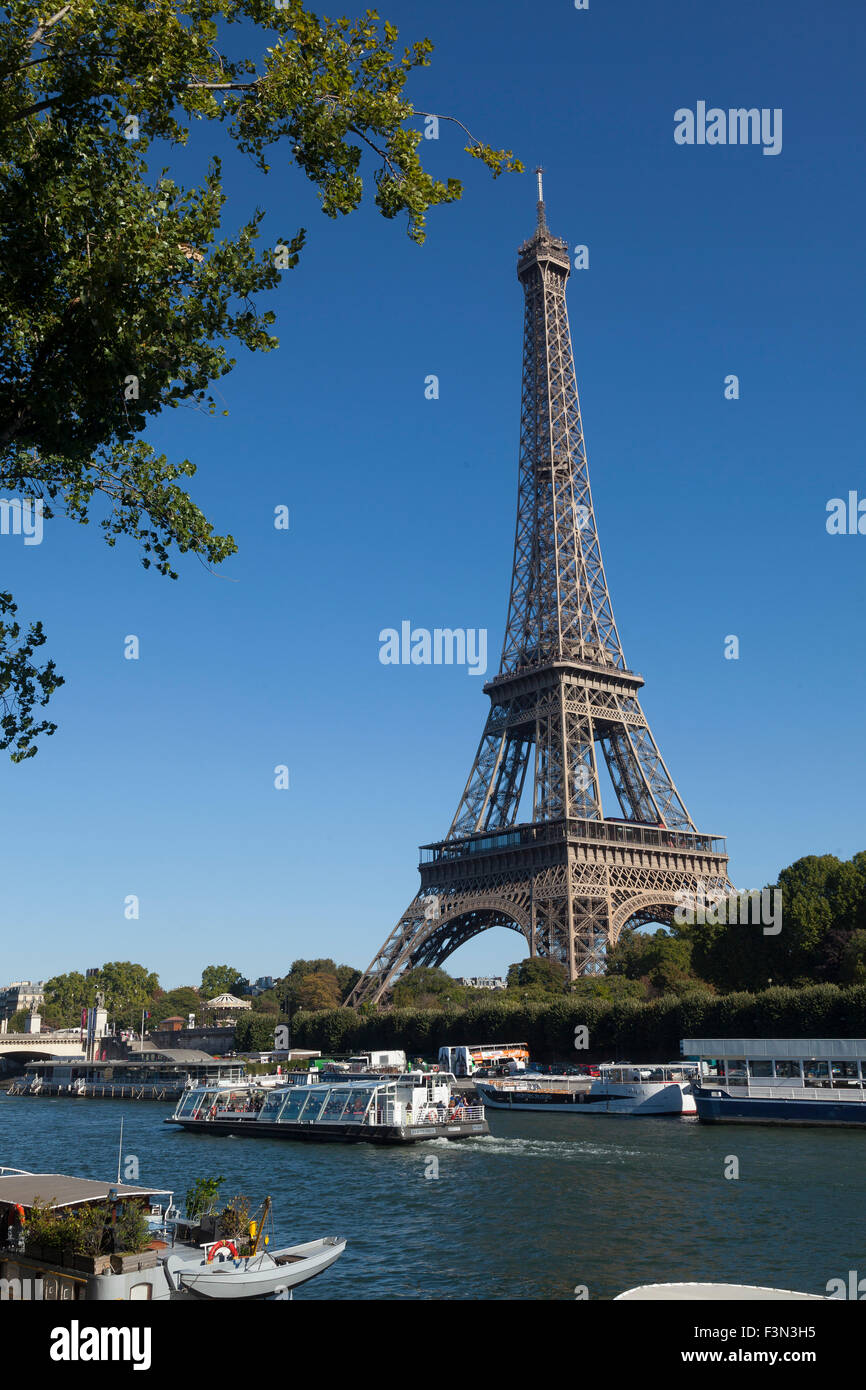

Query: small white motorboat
(163, 1235), (346, 1300)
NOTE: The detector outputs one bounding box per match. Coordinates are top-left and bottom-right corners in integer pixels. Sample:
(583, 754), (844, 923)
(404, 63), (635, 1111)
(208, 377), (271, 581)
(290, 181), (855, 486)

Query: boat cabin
(20, 1051), (245, 1095)
(682, 1038), (866, 1094)
(597, 1063), (697, 1085)
(0, 1167), (173, 1301)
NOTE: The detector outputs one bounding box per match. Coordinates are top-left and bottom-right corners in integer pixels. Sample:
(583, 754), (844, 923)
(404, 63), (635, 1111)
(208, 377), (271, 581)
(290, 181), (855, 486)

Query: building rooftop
(25, 1049), (227, 1069)
(0, 1173), (170, 1211)
(207, 992), (251, 1010)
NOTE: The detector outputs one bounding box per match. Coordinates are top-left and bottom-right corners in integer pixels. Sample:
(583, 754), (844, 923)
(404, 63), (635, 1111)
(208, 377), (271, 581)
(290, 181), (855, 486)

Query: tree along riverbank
(288, 982), (866, 1063)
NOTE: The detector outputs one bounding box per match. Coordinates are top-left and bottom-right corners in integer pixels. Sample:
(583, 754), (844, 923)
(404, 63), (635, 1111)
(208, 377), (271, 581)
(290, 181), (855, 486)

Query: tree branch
(27, 5), (71, 49)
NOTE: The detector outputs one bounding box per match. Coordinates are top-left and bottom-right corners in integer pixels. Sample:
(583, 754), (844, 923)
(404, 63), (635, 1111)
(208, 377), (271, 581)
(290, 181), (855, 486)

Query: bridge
(0, 1033), (86, 1060)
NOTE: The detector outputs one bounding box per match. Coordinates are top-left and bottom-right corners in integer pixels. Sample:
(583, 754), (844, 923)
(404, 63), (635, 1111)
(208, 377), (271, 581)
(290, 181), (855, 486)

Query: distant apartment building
(457, 976), (506, 991)
(0, 980), (45, 1021)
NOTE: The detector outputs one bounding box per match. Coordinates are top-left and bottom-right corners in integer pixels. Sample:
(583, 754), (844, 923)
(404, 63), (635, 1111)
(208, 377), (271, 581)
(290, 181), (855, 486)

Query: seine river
(2, 1094), (862, 1300)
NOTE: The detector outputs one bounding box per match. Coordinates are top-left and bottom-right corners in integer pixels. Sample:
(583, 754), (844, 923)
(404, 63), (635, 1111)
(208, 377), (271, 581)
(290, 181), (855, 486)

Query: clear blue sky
(3, 0), (865, 988)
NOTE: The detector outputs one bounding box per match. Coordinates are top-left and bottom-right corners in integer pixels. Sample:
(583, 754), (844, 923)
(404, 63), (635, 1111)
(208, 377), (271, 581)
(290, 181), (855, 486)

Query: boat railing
(482, 1077), (585, 1093)
(715, 1083), (866, 1102)
(406, 1104), (485, 1125)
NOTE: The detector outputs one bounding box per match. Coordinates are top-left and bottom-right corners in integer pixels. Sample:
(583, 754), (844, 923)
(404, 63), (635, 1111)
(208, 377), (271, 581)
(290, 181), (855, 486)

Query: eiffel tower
(348, 173), (730, 1007)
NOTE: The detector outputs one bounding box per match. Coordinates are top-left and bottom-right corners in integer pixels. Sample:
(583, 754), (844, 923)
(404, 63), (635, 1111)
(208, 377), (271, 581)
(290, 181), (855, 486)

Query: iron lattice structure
(348, 176), (730, 1007)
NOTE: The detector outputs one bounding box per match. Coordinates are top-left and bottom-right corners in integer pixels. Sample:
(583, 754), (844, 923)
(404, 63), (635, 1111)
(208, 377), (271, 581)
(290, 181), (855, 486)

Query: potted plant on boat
(71, 1203), (112, 1274)
(23, 1200), (64, 1265)
(109, 1202), (156, 1272)
(218, 1194), (253, 1257)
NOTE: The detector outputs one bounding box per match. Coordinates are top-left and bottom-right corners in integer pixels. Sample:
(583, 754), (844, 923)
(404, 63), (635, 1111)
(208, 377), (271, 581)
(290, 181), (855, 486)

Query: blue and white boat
(686, 1037), (866, 1126)
(475, 1063), (697, 1115)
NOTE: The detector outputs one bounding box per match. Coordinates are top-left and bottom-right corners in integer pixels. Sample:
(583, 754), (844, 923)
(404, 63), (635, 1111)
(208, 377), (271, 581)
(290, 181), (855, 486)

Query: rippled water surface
(2, 1095), (863, 1299)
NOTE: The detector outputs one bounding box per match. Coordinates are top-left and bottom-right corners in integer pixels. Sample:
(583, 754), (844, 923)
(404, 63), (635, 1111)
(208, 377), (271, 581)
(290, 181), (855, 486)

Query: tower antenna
(534, 165), (547, 231)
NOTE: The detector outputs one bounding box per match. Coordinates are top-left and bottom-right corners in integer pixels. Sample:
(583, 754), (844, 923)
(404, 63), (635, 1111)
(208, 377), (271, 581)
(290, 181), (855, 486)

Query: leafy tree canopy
(605, 927), (701, 997)
(44, 960), (158, 1027)
(277, 958), (360, 1009)
(0, 0), (520, 758)
(42, 969), (91, 1026)
(151, 984), (201, 1022)
(336, 964), (361, 1000)
(201, 963), (245, 997)
(247, 987), (280, 1014)
(391, 965), (459, 1008)
(506, 957), (568, 996)
(234, 1010), (281, 1052)
(295, 970), (341, 1011)
(670, 854), (866, 993)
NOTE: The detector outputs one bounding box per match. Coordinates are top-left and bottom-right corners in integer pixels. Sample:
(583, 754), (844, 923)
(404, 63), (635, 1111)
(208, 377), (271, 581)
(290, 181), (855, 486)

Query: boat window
(800, 1061), (828, 1084)
(321, 1088), (353, 1121)
(259, 1090), (287, 1120)
(219, 1090), (249, 1112)
(176, 1092), (198, 1116)
(804, 1060), (830, 1084)
(774, 1060), (801, 1079)
(343, 1088), (374, 1123)
(194, 1091), (218, 1115)
(747, 1060), (773, 1078)
(725, 1060), (747, 1084)
(700, 1059), (723, 1079)
(279, 1088), (320, 1122)
(831, 1061), (861, 1084)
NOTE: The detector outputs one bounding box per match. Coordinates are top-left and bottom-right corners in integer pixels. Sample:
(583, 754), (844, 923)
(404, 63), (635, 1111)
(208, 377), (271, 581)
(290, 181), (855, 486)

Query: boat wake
(441, 1135), (641, 1161)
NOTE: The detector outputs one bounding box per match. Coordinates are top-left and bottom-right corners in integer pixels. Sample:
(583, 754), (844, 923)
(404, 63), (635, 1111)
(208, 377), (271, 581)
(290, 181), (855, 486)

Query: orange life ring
(14, 1204), (25, 1223)
(207, 1240), (238, 1263)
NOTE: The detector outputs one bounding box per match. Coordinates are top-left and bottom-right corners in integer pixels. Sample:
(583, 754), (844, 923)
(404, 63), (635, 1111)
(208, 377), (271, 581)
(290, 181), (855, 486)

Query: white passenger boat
(167, 1073), (488, 1143)
(475, 1063), (697, 1115)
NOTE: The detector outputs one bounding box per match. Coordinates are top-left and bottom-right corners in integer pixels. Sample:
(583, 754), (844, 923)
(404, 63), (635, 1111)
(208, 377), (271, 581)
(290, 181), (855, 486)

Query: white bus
(438, 1042), (530, 1077)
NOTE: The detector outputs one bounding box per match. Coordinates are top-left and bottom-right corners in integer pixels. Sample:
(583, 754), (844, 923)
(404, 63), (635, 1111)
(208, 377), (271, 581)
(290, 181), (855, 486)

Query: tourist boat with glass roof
(475, 1063), (698, 1115)
(166, 1073), (488, 1143)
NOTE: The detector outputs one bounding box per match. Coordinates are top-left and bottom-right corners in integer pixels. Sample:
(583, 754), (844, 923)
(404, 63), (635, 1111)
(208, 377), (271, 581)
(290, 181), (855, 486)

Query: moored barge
(687, 1037), (866, 1126)
(166, 1073), (488, 1144)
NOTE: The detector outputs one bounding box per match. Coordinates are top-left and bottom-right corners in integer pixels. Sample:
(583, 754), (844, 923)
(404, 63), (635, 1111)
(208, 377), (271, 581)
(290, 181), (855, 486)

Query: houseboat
(166, 1073), (488, 1144)
(475, 1063), (698, 1115)
(7, 1050), (245, 1100)
(0, 1168), (344, 1300)
(687, 1037), (866, 1126)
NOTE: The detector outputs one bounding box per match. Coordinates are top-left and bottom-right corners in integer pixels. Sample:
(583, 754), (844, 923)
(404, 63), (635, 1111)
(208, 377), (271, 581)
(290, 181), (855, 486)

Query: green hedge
(288, 984), (866, 1063)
